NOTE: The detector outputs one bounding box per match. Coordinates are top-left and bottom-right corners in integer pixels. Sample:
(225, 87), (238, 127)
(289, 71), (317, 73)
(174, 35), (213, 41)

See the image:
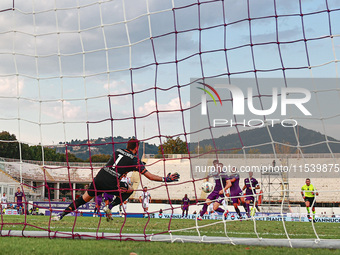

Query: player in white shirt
(1, 193), (7, 212)
(119, 173), (132, 215)
(139, 186), (151, 217)
(121, 174), (132, 187)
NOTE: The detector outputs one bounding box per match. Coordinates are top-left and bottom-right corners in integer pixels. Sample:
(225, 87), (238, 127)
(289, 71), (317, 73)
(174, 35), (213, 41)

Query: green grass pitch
(1, 215), (340, 254)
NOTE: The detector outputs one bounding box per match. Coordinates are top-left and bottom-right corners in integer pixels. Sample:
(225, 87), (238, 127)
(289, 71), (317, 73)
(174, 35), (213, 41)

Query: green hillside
(55, 136), (159, 160)
(190, 124), (340, 154)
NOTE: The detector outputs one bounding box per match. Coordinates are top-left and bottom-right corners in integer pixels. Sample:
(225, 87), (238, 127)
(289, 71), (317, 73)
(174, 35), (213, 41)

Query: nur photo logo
(197, 81), (312, 128)
(197, 82), (223, 115)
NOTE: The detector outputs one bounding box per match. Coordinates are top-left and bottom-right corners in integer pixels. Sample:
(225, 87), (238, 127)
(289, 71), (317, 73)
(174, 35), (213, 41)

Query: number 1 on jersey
(112, 154), (124, 169)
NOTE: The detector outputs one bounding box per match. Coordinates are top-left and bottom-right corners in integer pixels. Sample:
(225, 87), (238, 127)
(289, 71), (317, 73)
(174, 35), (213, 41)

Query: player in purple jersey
(104, 193), (115, 206)
(181, 194), (190, 218)
(15, 187), (24, 215)
(197, 161), (231, 221)
(93, 193), (103, 217)
(229, 167), (250, 218)
(242, 171), (260, 213)
(103, 193), (115, 221)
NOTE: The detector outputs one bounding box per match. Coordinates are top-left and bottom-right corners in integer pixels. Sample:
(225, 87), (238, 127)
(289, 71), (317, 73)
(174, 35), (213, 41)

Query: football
(201, 182), (214, 193)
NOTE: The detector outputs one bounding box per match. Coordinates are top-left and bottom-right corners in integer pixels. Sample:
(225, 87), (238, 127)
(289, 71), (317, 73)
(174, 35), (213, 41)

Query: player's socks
(109, 198), (121, 209)
(235, 207), (241, 217)
(312, 211), (316, 219)
(109, 193), (132, 209)
(60, 196), (87, 219)
(307, 207), (310, 219)
(244, 203), (250, 217)
(215, 207), (224, 213)
(255, 205), (260, 212)
(200, 203), (208, 217)
(223, 210), (229, 219)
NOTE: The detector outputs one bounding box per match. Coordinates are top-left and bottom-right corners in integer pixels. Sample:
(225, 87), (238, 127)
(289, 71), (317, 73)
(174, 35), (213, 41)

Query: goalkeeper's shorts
(87, 176), (129, 197)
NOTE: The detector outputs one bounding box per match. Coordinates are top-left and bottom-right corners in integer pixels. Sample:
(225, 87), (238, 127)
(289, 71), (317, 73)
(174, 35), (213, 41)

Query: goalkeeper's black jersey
(95, 149), (147, 186)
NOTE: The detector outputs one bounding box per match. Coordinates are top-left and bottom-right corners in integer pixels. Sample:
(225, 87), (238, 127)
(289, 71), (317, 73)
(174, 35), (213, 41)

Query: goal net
(0, 0), (340, 249)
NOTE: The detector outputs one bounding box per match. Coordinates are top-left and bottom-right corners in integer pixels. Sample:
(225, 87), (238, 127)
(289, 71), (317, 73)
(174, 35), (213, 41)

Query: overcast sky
(0, 0), (340, 149)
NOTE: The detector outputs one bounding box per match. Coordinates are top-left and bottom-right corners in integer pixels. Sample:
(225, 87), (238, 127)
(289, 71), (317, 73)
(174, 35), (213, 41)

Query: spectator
(1, 193), (7, 214)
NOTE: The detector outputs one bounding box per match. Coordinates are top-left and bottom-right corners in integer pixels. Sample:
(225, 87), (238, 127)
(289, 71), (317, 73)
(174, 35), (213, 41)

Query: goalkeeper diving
(52, 139), (180, 221)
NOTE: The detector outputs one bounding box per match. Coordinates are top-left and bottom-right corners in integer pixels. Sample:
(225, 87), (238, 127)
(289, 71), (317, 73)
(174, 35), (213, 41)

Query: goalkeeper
(53, 139), (180, 221)
(301, 178), (318, 222)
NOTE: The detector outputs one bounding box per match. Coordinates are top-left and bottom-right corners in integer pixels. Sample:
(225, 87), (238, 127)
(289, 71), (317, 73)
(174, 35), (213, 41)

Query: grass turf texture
(1, 237), (340, 255)
(1, 215), (339, 240)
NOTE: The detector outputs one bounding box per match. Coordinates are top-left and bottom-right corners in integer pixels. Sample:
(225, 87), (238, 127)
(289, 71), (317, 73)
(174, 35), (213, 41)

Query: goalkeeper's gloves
(163, 172), (180, 182)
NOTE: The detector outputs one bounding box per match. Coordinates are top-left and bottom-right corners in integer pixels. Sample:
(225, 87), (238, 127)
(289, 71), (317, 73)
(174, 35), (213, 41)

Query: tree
(228, 148), (242, 154)
(21, 143), (35, 160)
(58, 152), (83, 162)
(158, 137), (188, 154)
(275, 141), (291, 154)
(194, 144), (215, 154)
(87, 154), (111, 163)
(0, 131), (19, 158)
(0, 131), (84, 162)
(248, 148), (260, 154)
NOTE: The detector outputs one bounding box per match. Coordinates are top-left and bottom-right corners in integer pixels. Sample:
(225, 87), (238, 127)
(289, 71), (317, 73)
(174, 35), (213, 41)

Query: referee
(53, 139), (180, 221)
(301, 178), (318, 222)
